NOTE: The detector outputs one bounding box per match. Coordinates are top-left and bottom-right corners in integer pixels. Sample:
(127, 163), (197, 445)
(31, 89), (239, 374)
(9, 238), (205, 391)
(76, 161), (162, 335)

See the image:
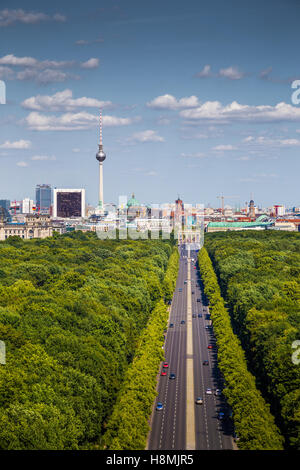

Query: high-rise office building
(0, 199), (11, 221)
(0, 200), (10, 212)
(53, 189), (85, 218)
(35, 184), (52, 214)
(22, 198), (34, 214)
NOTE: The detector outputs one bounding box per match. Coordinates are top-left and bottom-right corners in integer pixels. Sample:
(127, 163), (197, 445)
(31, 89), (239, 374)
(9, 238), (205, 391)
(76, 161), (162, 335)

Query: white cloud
(0, 65), (14, 79)
(75, 37), (104, 46)
(0, 54), (98, 84)
(243, 135), (254, 143)
(31, 155), (56, 161)
(24, 111), (136, 131)
(128, 130), (164, 143)
(196, 64), (213, 78)
(16, 161), (28, 167)
(213, 144), (237, 151)
(0, 139), (31, 149)
(0, 9), (66, 27)
(22, 89), (112, 111)
(218, 66), (245, 80)
(147, 94), (200, 110)
(17, 68), (77, 85)
(180, 152), (206, 158)
(81, 58), (99, 69)
(243, 135), (300, 147)
(180, 100), (300, 123)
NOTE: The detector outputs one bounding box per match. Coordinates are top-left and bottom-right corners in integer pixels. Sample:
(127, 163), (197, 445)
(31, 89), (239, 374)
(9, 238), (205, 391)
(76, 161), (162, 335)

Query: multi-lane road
(148, 246), (234, 450)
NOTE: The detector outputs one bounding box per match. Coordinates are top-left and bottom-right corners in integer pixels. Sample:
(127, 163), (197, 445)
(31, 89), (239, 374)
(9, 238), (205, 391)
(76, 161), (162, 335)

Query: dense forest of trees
(198, 247), (284, 450)
(0, 232), (177, 449)
(204, 231), (300, 449)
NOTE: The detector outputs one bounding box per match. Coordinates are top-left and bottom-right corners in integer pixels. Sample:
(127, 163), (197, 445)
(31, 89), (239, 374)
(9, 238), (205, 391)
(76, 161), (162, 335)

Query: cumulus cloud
(0, 139), (31, 149)
(196, 64), (213, 78)
(0, 65), (14, 80)
(81, 58), (100, 69)
(218, 66), (245, 80)
(0, 9), (66, 27)
(243, 135), (300, 147)
(24, 111), (136, 131)
(31, 155), (56, 161)
(22, 89), (112, 111)
(180, 100), (300, 123)
(0, 54), (98, 84)
(128, 130), (164, 143)
(147, 94), (200, 110)
(75, 37), (104, 46)
(212, 144), (237, 151)
(180, 152), (206, 158)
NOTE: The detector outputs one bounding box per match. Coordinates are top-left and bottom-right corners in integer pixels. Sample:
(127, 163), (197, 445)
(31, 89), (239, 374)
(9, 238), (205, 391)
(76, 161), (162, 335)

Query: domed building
(127, 193), (140, 208)
(126, 193), (147, 220)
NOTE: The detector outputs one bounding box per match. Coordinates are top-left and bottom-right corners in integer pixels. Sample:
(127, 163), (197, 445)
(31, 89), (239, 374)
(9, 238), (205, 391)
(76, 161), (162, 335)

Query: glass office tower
(35, 184), (52, 214)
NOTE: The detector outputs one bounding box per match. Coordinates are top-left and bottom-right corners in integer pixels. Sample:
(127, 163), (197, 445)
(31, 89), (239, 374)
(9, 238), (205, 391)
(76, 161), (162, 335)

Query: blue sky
(0, 0), (299, 208)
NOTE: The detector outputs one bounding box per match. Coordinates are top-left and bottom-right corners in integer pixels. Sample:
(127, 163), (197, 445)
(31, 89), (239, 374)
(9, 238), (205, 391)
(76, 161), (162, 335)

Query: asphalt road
(148, 246), (234, 450)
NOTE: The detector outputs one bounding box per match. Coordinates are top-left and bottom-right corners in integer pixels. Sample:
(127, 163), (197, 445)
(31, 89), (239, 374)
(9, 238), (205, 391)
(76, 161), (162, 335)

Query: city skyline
(0, 0), (300, 208)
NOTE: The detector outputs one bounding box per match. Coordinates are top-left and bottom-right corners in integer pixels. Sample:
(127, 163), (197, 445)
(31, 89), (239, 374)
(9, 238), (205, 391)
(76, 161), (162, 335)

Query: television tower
(96, 110), (106, 210)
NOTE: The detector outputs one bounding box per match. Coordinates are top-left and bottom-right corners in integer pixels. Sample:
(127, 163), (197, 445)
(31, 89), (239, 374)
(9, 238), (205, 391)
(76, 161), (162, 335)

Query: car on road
(195, 397), (203, 405)
(156, 402), (163, 411)
(215, 389), (222, 396)
(192, 291), (195, 294)
(198, 314), (202, 318)
(161, 370), (167, 376)
(163, 362), (169, 368)
(207, 344), (213, 349)
(169, 323), (174, 328)
(169, 373), (176, 380)
(181, 320), (185, 325)
(197, 299), (201, 302)
(205, 325), (210, 330)
(203, 360), (209, 366)
(218, 412), (225, 420)
(178, 288), (182, 292)
(206, 388), (212, 395)
(194, 266), (196, 269)
(192, 313), (196, 318)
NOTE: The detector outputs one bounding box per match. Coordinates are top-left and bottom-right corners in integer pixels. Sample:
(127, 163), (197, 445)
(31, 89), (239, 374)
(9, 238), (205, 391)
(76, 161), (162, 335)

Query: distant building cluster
(0, 112), (299, 241)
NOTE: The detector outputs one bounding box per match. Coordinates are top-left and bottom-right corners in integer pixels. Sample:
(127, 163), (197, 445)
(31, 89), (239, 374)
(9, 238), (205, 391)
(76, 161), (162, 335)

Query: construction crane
(217, 195), (240, 215)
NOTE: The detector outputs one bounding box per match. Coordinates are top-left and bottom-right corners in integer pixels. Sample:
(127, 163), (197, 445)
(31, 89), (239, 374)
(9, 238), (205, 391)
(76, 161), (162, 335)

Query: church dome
(127, 193), (140, 207)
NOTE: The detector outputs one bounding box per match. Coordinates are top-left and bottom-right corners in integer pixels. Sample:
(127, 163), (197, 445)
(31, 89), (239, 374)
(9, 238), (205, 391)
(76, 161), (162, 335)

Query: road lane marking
(186, 246), (196, 450)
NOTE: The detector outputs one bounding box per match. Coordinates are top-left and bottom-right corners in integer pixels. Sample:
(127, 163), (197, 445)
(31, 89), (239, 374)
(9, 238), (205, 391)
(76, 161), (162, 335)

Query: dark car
(218, 412), (225, 420)
(169, 323), (174, 328)
(192, 291), (195, 294)
(169, 373), (176, 380)
(198, 314), (202, 318)
(203, 360), (209, 366)
(181, 320), (185, 325)
(197, 299), (201, 302)
(192, 313), (196, 318)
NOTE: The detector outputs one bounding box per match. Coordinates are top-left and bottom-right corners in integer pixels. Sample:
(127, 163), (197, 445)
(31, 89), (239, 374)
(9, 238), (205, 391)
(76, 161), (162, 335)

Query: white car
(206, 388), (212, 395)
